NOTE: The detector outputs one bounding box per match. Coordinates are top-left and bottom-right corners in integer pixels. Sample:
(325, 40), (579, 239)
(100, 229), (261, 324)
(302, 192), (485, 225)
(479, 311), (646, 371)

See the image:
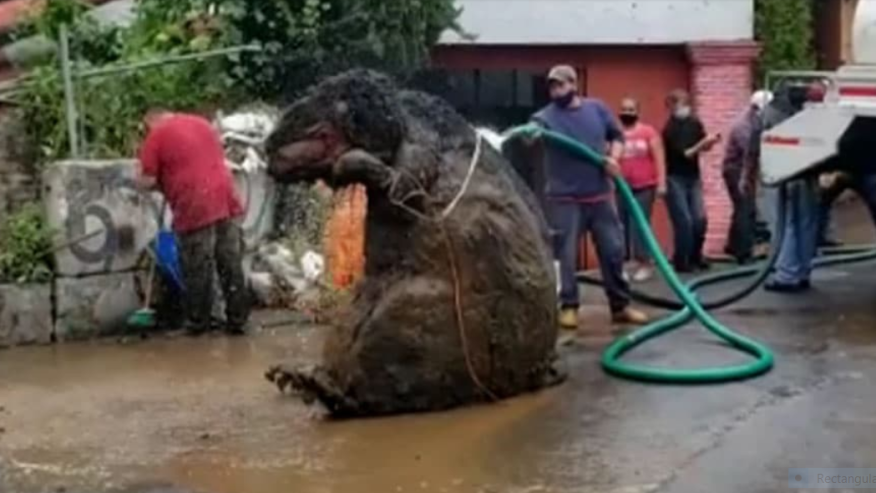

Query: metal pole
(76, 44), (261, 80)
(59, 24), (80, 158)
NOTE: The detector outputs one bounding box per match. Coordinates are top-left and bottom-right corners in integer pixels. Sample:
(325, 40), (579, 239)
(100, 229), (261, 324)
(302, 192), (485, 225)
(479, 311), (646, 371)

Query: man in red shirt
(138, 109), (250, 335)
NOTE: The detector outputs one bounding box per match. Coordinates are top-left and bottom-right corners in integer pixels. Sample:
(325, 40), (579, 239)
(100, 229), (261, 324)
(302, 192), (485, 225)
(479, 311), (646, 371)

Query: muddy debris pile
(263, 69), (563, 418)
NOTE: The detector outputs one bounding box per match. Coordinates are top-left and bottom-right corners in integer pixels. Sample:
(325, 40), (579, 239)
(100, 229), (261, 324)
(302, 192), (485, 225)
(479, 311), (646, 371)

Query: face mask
(674, 106), (691, 119)
(619, 114), (638, 127)
(552, 91), (575, 108)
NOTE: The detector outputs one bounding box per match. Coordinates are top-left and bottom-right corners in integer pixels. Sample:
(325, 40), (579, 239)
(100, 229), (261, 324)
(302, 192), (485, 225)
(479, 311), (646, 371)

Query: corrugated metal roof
(441, 0), (754, 45)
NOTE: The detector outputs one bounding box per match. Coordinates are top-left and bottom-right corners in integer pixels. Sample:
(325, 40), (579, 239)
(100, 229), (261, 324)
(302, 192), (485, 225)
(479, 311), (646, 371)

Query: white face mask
(674, 106), (691, 119)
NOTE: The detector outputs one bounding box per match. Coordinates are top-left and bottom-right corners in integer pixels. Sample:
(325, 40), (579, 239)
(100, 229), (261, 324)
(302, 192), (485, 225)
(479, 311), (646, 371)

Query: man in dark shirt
(722, 90), (770, 264)
(529, 65), (648, 330)
(662, 89), (720, 272)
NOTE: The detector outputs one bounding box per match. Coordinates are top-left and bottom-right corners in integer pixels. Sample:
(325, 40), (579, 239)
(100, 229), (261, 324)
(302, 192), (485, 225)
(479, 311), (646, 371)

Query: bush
(16, 0), (462, 163)
(755, 0), (816, 82)
(0, 204), (54, 284)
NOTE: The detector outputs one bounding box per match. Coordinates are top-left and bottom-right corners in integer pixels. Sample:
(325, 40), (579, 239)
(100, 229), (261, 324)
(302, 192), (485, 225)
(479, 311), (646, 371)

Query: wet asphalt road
(2, 202), (876, 493)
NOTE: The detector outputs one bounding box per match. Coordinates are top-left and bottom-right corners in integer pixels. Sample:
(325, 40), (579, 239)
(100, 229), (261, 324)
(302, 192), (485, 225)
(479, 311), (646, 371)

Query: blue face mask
(552, 92), (575, 108)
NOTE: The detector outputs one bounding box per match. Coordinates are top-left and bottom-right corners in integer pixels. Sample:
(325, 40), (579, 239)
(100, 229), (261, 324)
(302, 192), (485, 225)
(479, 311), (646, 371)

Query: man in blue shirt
(530, 65), (648, 330)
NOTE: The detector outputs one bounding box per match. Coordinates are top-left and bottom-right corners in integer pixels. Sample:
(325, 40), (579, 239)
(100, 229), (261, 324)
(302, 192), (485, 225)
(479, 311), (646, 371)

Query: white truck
(760, 0), (876, 185)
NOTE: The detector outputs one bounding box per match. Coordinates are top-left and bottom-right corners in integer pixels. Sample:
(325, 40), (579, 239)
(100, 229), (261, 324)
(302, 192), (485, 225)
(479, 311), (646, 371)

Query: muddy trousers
(175, 219), (251, 332)
(548, 199), (630, 313)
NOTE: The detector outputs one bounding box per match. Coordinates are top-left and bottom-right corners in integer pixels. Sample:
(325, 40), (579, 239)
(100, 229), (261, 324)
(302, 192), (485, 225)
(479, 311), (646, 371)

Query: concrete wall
(43, 159), (275, 339)
(441, 0), (754, 45)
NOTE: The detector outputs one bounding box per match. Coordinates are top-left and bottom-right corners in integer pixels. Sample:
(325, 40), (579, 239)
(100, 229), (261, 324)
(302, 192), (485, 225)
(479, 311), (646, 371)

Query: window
(411, 67), (584, 130)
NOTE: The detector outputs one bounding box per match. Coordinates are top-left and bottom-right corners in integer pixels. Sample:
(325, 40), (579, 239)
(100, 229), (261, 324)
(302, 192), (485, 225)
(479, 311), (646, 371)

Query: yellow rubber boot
(558, 308), (579, 330)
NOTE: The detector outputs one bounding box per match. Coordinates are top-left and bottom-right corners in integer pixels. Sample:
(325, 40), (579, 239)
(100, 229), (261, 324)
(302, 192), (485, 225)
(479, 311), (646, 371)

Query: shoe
(226, 325), (248, 336)
(632, 266), (654, 283)
(695, 260), (711, 271)
(764, 280), (810, 293)
(818, 238), (843, 248)
(612, 307), (649, 325)
(622, 270), (630, 282)
(558, 308), (579, 330)
(673, 263), (693, 274)
(224, 320), (253, 336)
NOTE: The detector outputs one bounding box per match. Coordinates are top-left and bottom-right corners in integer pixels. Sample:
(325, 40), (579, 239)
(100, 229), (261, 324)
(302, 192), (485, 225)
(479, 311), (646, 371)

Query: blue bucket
(153, 228), (185, 292)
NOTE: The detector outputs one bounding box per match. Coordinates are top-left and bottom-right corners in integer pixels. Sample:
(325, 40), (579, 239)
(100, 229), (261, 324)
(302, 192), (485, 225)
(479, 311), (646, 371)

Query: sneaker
(632, 266), (654, 283)
(611, 307), (649, 325)
(558, 308), (579, 330)
(622, 270), (630, 282)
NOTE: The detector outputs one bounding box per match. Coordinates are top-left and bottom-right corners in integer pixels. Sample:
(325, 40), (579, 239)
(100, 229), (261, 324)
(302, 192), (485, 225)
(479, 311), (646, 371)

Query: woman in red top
(616, 97), (666, 282)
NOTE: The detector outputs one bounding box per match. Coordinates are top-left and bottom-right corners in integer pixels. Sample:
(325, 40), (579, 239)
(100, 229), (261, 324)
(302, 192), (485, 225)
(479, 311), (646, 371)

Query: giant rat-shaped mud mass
(264, 69), (563, 417)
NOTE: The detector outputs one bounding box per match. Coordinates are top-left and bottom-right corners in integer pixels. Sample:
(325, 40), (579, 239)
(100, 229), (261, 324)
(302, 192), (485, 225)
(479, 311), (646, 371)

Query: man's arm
(649, 128), (667, 194)
(685, 118), (720, 158)
(137, 130), (161, 191)
(596, 101), (624, 176)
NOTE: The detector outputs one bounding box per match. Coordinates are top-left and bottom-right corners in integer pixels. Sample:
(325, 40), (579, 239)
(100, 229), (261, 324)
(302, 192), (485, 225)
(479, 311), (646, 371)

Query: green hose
(504, 124), (775, 383)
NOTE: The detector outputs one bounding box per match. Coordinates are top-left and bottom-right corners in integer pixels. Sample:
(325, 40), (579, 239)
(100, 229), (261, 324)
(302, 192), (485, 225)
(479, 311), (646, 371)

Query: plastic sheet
(324, 184), (367, 288)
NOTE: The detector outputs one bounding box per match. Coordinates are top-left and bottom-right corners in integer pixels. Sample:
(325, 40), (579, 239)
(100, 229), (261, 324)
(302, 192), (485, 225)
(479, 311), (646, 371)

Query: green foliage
(16, 0), (461, 162)
(755, 0), (816, 81)
(18, 0), (233, 162)
(223, 0), (464, 100)
(0, 204), (54, 285)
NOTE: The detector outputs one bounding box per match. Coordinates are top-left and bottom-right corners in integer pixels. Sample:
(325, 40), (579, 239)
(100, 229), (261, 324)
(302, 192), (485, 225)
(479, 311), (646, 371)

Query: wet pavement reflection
(3, 204), (876, 493)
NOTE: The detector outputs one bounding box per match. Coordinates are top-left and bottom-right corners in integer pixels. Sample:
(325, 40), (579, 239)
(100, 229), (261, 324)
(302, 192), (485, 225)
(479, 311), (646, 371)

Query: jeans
(547, 199), (630, 313)
(723, 168), (756, 261)
(617, 186), (656, 263)
(769, 180), (819, 285)
(666, 175), (707, 269)
(166, 218), (251, 331)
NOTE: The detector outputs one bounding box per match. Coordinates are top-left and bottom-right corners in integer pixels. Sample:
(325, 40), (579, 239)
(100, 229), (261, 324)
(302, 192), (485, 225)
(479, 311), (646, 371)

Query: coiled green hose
(505, 124), (775, 383)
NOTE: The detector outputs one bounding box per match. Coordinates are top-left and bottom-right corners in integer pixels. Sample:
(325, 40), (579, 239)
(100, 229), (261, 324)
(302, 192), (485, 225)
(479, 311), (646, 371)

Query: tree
(222, 0), (463, 101)
(15, 0), (462, 161)
(754, 0), (816, 82)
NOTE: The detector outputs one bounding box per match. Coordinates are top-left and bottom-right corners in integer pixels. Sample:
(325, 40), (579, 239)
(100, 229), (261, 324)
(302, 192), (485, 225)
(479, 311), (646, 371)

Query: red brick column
(686, 41), (760, 256)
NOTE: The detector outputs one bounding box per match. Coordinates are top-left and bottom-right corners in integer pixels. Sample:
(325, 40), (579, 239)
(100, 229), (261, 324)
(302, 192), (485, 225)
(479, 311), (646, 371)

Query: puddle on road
(0, 328), (582, 493)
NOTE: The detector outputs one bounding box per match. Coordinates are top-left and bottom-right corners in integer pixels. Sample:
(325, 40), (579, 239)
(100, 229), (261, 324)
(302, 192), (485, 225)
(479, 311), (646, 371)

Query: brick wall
(687, 41), (759, 256)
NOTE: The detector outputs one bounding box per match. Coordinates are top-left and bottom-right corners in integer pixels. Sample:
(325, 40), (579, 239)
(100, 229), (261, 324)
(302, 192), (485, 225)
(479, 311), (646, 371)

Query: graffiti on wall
(45, 159), (275, 277)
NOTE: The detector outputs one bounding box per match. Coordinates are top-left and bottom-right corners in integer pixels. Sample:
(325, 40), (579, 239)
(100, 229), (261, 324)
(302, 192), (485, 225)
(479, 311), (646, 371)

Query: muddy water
(0, 327), (574, 493)
(5, 203), (876, 493)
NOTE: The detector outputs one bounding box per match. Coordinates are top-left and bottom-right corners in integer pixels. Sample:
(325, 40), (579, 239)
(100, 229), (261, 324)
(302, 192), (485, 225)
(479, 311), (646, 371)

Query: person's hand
(656, 181), (667, 197)
(819, 172), (838, 190)
(700, 133), (721, 152)
(604, 156), (622, 178)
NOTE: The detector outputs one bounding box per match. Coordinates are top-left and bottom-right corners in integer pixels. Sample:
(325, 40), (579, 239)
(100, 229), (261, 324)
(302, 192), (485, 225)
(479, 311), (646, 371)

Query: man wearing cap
(529, 65), (648, 330)
(722, 90), (772, 264)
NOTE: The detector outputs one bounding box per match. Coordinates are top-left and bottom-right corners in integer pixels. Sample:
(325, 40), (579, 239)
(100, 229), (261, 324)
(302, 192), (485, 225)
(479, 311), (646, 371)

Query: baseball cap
(548, 65), (577, 85)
